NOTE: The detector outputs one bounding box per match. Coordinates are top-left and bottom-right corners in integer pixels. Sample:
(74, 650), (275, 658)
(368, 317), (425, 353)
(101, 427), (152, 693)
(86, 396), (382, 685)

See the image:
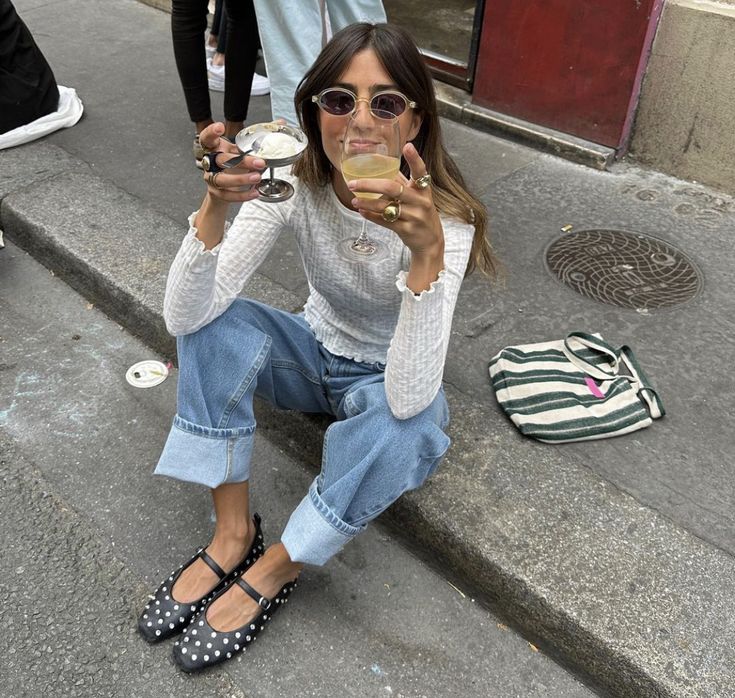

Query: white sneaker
(207, 60), (225, 92)
(207, 61), (270, 96)
(251, 73), (270, 96)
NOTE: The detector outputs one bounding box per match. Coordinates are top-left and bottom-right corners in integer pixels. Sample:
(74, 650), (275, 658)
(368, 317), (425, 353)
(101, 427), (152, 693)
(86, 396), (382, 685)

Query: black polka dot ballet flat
(172, 575), (298, 672)
(137, 514), (265, 643)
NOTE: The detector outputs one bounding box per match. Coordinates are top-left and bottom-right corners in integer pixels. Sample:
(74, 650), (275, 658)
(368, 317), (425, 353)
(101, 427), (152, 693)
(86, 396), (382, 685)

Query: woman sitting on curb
(138, 22), (497, 673)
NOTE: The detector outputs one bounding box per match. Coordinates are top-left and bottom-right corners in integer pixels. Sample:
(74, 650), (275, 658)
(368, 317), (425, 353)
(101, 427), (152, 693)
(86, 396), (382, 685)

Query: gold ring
(412, 173), (432, 190)
(382, 201), (401, 223)
(207, 171), (223, 189)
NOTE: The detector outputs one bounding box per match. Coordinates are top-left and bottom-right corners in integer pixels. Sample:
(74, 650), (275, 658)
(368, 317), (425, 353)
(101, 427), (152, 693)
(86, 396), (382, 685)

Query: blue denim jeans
(155, 299), (450, 565)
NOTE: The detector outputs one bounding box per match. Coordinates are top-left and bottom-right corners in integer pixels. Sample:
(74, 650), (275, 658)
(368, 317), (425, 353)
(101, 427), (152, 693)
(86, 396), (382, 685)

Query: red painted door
(472, 0), (663, 150)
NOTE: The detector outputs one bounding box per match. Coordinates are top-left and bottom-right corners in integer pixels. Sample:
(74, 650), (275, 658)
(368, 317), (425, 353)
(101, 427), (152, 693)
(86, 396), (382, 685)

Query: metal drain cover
(545, 229), (702, 310)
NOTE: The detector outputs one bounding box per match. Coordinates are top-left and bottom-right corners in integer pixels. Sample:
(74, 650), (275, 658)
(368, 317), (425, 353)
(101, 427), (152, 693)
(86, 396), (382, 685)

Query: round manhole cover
(545, 229), (702, 310)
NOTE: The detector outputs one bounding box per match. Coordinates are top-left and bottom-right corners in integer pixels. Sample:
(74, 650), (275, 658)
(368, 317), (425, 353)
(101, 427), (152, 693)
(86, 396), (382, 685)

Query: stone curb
(2, 154), (733, 697)
(434, 83), (615, 171)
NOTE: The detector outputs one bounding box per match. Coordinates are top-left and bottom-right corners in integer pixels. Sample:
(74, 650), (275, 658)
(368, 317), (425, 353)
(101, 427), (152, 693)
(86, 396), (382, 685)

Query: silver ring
(382, 201), (401, 223)
(412, 173), (432, 190)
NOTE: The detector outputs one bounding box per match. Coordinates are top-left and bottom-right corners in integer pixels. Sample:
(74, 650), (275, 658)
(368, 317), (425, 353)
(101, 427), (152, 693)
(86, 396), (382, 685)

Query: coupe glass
(234, 123), (307, 203)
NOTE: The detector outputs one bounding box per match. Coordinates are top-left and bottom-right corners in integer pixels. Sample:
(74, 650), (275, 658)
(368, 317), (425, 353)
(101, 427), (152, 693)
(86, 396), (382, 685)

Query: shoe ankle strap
(236, 578), (271, 610)
(198, 550), (226, 580)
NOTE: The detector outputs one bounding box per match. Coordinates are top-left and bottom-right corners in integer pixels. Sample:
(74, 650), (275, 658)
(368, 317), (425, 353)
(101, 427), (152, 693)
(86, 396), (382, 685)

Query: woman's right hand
(199, 122), (266, 203)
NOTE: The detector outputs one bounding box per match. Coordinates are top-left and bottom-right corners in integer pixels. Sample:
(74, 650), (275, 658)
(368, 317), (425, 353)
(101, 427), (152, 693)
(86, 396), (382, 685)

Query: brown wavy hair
(292, 23), (498, 278)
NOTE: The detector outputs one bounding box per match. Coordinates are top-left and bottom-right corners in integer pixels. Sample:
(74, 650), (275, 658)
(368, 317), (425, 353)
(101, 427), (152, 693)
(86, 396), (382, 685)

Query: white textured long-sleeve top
(164, 174), (473, 419)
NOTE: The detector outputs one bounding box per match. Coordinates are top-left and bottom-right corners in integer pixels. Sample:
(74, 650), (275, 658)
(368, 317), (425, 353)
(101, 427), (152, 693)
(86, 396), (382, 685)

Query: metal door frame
(421, 0), (486, 91)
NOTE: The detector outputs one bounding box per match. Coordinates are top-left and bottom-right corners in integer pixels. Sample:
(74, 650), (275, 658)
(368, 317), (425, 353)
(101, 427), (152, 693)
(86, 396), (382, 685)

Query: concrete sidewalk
(2, 0), (735, 695)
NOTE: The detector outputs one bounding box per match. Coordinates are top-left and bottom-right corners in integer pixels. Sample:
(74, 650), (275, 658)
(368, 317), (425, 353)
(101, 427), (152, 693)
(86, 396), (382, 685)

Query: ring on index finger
(412, 173), (432, 190)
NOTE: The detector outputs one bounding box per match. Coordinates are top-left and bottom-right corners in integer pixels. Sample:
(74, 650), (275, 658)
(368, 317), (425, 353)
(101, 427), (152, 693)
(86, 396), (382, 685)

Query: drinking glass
(339, 110), (401, 261)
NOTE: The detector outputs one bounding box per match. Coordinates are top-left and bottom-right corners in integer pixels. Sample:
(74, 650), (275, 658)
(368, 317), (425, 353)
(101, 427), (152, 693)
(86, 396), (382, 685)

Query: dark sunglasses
(311, 87), (416, 118)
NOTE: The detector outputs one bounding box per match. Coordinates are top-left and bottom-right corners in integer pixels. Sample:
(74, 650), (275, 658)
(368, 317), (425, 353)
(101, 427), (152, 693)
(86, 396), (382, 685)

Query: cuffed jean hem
(280, 479), (366, 566)
(153, 415), (255, 489)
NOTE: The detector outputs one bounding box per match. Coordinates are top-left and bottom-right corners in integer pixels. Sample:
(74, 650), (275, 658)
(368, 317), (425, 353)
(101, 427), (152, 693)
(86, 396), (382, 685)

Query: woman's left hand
(347, 142), (444, 260)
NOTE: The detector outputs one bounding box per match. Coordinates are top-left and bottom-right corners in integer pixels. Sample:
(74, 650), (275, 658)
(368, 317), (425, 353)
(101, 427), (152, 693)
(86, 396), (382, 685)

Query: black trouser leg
(171, 0), (211, 123)
(222, 0), (259, 123)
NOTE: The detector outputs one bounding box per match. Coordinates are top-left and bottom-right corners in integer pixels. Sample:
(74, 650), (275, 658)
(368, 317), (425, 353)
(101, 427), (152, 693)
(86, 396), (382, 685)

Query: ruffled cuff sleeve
(394, 268), (446, 299)
(178, 210), (230, 272)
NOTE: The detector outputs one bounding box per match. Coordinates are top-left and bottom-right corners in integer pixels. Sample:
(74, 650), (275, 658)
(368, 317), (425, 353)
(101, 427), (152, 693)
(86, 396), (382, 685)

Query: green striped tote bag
(488, 332), (665, 443)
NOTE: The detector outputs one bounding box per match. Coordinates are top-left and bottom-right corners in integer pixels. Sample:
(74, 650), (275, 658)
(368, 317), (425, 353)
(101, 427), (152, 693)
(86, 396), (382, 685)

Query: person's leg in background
(208, 0), (269, 104)
(0, 0), (60, 135)
(214, 1), (227, 57)
(324, 0), (385, 34)
(252, 0), (323, 125)
(206, 1), (227, 92)
(206, 0), (224, 59)
(253, 0), (386, 126)
(220, 0), (260, 138)
(171, 0), (212, 136)
(248, 27), (270, 99)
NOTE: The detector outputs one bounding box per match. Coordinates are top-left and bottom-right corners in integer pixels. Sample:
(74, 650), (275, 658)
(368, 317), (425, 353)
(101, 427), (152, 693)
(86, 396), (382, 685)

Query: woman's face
(318, 48), (422, 188)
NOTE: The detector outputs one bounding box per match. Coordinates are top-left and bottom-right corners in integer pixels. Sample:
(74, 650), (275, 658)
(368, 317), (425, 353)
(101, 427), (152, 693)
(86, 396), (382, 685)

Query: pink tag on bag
(585, 376), (605, 398)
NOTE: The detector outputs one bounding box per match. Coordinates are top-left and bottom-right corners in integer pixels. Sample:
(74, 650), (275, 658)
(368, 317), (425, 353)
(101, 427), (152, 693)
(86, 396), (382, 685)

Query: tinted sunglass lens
(322, 90), (355, 115)
(371, 93), (406, 117)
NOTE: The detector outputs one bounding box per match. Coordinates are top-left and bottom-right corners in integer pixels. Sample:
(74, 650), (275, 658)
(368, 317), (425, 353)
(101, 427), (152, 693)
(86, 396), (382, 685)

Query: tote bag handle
(563, 333), (665, 419)
(619, 345), (666, 419)
(562, 332), (621, 381)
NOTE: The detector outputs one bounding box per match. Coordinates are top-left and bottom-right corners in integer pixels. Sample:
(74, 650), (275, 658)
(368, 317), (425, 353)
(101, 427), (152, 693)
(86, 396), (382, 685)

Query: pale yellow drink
(342, 154), (401, 199)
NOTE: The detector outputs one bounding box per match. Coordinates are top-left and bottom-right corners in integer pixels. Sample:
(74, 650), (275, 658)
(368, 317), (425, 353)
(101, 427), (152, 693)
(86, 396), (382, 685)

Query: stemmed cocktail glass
(339, 110), (401, 261)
